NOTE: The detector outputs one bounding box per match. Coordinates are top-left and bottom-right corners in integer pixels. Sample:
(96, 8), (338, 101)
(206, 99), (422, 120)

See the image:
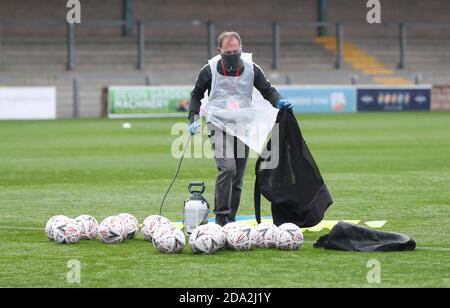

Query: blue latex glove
(276, 98), (293, 109)
(188, 120), (201, 135)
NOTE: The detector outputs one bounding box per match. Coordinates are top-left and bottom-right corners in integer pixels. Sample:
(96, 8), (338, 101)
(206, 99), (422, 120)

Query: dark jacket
(188, 59), (282, 121)
(254, 109), (333, 228)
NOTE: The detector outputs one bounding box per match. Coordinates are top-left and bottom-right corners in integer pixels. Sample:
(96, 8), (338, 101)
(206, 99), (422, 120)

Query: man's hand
(188, 120), (201, 135)
(276, 98), (293, 109)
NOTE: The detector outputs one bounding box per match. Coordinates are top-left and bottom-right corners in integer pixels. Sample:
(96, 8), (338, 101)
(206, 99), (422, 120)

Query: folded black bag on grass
(254, 109), (333, 228)
(314, 221), (416, 252)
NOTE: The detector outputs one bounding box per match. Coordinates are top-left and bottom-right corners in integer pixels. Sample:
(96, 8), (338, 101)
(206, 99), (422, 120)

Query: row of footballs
(45, 214), (140, 244)
(45, 214), (304, 254)
(175, 220), (303, 254)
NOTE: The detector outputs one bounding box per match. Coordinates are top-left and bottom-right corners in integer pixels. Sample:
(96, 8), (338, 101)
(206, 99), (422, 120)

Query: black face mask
(221, 51), (241, 71)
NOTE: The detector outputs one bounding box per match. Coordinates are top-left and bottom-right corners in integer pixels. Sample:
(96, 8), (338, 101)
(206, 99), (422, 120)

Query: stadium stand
(0, 0), (449, 117)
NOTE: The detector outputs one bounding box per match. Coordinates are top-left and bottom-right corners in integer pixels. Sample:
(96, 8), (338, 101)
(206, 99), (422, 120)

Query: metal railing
(134, 20), (338, 71)
(1, 20), (450, 72)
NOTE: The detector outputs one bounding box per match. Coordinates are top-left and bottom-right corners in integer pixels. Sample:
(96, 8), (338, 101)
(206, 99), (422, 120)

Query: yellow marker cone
(364, 221), (388, 228)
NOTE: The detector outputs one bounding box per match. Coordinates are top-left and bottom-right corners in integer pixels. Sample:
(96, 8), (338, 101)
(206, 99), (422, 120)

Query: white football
(141, 215), (171, 241)
(74, 215), (98, 240)
(254, 222), (280, 248)
(276, 223), (304, 250)
(117, 213), (139, 240)
(152, 224), (185, 254)
(98, 216), (126, 244)
(45, 215), (69, 241)
(206, 223), (227, 249)
(226, 224), (255, 251)
(189, 224), (225, 254)
(51, 215), (72, 241)
(223, 222), (242, 237)
(53, 218), (81, 244)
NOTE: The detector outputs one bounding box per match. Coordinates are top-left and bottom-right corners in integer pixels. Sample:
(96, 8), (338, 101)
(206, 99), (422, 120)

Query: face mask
(221, 51), (241, 71)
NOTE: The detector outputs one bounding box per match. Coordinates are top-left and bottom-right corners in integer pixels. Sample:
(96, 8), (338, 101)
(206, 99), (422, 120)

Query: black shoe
(215, 215), (229, 226)
(227, 215), (236, 223)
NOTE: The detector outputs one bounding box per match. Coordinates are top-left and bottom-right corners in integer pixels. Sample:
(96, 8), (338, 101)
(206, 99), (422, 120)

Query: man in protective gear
(188, 31), (292, 226)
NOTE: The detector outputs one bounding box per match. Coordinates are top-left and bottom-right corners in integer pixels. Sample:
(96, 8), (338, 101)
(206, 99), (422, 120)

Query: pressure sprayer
(159, 134), (210, 234)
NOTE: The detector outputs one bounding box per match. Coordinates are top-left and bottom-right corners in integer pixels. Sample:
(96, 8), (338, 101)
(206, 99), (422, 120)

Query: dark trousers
(207, 122), (249, 226)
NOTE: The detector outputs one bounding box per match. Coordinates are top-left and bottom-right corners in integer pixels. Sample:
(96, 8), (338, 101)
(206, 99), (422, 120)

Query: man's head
(217, 31), (242, 71)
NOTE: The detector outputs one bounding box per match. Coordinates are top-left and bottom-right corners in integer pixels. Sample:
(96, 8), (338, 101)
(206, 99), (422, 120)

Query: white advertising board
(0, 87), (57, 120)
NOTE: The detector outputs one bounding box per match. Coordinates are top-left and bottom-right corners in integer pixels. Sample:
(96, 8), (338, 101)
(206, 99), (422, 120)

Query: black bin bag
(314, 221), (416, 252)
(254, 109), (333, 227)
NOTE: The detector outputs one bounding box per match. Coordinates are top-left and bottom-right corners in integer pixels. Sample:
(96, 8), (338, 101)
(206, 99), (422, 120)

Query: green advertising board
(108, 86), (192, 118)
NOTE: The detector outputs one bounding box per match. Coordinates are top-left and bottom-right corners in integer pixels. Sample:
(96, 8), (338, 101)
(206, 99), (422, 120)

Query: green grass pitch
(0, 112), (449, 288)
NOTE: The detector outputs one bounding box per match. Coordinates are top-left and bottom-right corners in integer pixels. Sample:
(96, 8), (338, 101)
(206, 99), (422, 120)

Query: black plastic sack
(254, 109), (333, 227)
(314, 221), (416, 252)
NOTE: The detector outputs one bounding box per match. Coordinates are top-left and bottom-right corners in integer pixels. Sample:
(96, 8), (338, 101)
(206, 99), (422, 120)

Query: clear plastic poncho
(203, 53), (279, 154)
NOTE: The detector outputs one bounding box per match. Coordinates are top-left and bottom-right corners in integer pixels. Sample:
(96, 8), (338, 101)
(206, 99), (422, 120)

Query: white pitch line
(416, 247), (450, 252)
(0, 226), (42, 231)
(304, 240), (450, 252)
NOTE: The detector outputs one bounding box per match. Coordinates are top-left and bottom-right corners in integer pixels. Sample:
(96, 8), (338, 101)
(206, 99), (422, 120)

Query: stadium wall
(0, 0), (123, 36)
(328, 0), (450, 38)
(1, 0), (449, 37)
